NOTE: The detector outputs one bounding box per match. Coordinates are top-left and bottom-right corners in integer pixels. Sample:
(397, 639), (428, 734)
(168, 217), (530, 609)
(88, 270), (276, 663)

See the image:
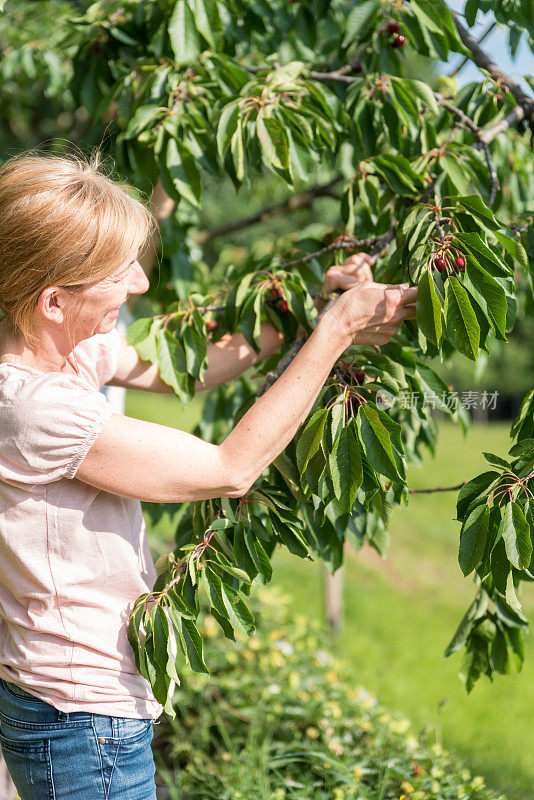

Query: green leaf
(463, 260), (507, 339)
(444, 592), (488, 657)
(342, 0), (379, 47)
(217, 101), (240, 160)
(193, 0), (221, 48)
(457, 471), (499, 520)
(457, 195), (501, 231)
(244, 529), (273, 582)
(441, 155), (471, 195)
(444, 275), (480, 360)
(230, 118), (245, 182)
(483, 452), (510, 469)
(178, 616), (209, 673)
(221, 582), (255, 636)
(357, 404), (399, 482)
(491, 537), (510, 595)
(204, 566), (231, 620)
(329, 419), (363, 513)
(168, 0), (201, 65)
(403, 78), (439, 114)
(127, 317), (154, 346)
(296, 408), (328, 477)
(455, 232), (511, 277)
(256, 116), (289, 170)
(499, 501), (533, 569)
(459, 504), (490, 576)
(417, 269), (442, 346)
(127, 602), (149, 678)
(329, 401), (346, 449)
(123, 105), (164, 140)
(166, 139), (202, 207)
(157, 328), (191, 402)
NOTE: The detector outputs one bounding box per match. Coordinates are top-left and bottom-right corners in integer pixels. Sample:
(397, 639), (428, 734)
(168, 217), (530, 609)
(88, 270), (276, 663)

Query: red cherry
(391, 34), (406, 48)
(351, 60), (363, 74)
(387, 20), (401, 34)
(495, 93), (503, 102)
(455, 256), (465, 272)
(355, 369), (366, 385)
(279, 300), (289, 313)
(206, 320), (218, 332)
(270, 288), (280, 299)
(434, 257), (446, 271)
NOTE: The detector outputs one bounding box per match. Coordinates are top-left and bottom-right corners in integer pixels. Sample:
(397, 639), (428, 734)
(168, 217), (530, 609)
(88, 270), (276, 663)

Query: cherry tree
(51, 0), (534, 714)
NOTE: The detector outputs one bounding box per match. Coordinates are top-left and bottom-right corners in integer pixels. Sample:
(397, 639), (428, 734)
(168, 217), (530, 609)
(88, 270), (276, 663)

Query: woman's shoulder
(0, 366), (100, 417)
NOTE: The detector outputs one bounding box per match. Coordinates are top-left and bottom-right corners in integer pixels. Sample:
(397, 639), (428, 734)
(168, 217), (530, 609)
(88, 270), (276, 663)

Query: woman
(0, 152), (417, 800)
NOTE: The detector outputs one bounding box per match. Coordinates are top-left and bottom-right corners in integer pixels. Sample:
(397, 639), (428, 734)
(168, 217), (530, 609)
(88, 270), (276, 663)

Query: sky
(443, 2), (534, 93)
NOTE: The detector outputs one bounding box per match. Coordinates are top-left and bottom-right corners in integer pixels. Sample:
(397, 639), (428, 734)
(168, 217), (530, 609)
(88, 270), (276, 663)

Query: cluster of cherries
(431, 253), (466, 277)
(351, 19), (405, 73)
(386, 19), (406, 48)
(269, 284), (290, 313)
(206, 320), (218, 333)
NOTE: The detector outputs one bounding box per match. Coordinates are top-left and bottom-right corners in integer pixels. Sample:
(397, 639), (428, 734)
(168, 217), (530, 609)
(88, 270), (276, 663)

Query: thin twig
(409, 481), (467, 494)
(256, 334), (307, 397)
(194, 177), (342, 244)
(435, 93), (500, 205)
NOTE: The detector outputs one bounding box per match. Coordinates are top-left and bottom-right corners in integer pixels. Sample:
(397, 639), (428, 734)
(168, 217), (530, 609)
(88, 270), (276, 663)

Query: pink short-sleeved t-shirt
(0, 327), (163, 720)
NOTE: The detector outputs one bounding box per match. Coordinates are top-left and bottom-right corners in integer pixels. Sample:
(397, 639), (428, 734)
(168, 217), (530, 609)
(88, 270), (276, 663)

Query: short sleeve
(0, 374), (114, 485)
(69, 327), (122, 389)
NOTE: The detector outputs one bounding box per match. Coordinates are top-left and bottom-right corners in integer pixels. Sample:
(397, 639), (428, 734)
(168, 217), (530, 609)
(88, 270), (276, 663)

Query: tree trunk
(323, 565), (344, 633)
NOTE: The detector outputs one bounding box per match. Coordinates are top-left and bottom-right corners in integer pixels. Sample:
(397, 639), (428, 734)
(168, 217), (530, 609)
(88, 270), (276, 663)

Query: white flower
(315, 648), (333, 665)
(274, 638), (294, 656)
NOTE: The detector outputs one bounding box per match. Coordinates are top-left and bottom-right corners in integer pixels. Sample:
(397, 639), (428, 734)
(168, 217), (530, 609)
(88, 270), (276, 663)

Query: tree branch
(478, 105), (526, 144)
(280, 228), (397, 268)
(194, 177), (342, 244)
(447, 20), (497, 79)
(447, 6), (534, 138)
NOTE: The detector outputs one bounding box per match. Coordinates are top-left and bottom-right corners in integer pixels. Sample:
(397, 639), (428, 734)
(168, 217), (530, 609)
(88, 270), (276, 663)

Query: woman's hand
(322, 280), (417, 347)
(321, 252), (376, 295)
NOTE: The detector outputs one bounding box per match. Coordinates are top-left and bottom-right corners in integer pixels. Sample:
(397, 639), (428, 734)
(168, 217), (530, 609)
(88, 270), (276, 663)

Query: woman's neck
(0, 319), (73, 372)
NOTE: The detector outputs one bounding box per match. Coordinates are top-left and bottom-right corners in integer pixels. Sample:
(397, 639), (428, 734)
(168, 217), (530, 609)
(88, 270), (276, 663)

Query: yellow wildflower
(328, 738), (344, 755)
(401, 781), (414, 793)
(352, 766), (364, 781)
(390, 718), (411, 734)
(305, 727), (320, 739)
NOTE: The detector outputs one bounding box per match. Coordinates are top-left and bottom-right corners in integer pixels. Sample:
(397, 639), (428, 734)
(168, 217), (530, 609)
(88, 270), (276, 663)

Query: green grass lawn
(125, 388), (531, 800)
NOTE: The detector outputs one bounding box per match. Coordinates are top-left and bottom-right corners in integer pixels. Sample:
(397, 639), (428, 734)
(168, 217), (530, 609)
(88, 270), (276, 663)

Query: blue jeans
(0, 678), (157, 799)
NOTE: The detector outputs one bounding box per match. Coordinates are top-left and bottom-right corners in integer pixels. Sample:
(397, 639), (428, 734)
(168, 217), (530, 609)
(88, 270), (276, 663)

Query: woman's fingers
(325, 271), (371, 291)
(323, 252), (376, 292)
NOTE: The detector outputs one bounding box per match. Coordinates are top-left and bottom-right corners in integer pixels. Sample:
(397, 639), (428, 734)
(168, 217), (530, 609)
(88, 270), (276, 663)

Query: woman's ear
(36, 287), (69, 324)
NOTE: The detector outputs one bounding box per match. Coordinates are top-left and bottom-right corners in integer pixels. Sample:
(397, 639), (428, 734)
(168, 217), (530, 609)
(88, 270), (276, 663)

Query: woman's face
(67, 252), (149, 339)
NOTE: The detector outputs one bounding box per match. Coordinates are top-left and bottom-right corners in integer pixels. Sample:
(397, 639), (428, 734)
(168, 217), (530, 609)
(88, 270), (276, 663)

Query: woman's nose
(128, 261), (150, 295)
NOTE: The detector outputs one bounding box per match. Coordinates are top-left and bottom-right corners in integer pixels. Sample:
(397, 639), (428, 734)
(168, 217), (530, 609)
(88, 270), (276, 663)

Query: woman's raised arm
(75, 281), (416, 503)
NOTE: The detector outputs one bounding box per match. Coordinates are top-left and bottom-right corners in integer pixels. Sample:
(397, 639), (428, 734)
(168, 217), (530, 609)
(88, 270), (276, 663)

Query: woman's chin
(93, 315), (119, 336)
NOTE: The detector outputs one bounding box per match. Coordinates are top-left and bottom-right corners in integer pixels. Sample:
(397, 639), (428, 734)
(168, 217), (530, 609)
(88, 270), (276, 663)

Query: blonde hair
(0, 151), (156, 347)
